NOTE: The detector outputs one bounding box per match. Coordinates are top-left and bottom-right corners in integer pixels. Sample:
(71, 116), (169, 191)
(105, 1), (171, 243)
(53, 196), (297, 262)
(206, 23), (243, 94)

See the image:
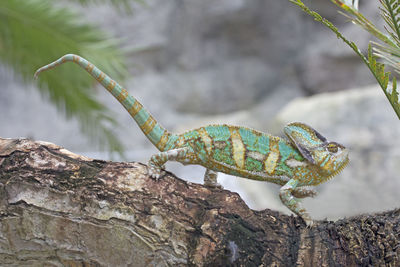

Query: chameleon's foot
(205, 183), (223, 189)
(148, 147), (190, 180)
(204, 169), (223, 189)
(299, 212), (314, 227)
(147, 165), (163, 180)
(292, 187), (318, 198)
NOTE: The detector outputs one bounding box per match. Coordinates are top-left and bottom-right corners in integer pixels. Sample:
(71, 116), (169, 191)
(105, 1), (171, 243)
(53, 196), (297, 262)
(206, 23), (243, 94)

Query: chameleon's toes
(304, 218), (314, 228)
(204, 182), (224, 189)
(148, 167), (162, 180)
(304, 190), (318, 198)
(292, 188), (318, 198)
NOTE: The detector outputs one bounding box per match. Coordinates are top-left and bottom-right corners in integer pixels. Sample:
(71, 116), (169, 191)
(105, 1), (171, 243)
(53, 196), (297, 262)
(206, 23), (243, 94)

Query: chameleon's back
(182, 124), (305, 183)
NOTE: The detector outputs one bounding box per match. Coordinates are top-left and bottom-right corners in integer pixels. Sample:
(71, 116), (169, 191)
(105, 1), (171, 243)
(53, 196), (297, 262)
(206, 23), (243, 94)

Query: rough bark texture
(0, 137), (399, 266)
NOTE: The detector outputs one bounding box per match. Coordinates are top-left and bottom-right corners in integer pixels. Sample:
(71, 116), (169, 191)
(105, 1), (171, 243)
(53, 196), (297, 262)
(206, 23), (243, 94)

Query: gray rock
(169, 59), (277, 114)
(72, 0), (315, 113)
(297, 1), (382, 93)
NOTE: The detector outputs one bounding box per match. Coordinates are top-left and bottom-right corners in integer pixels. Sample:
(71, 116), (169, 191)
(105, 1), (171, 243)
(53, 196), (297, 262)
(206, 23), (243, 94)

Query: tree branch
(0, 137), (398, 266)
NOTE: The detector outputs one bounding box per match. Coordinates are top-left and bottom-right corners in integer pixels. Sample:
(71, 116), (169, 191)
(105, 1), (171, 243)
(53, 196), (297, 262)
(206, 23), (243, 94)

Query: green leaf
(391, 77), (399, 103)
(333, 0), (396, 48)
(380, 0), (400, 47)
(0, 0), (129, 155)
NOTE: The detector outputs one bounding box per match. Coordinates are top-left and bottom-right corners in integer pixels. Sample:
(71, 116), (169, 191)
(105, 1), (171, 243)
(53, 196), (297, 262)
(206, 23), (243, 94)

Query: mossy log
(0, 137), (399, 266)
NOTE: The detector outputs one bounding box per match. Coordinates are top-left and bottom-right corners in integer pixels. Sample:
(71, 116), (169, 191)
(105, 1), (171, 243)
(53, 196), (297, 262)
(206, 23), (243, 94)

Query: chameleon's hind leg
(292, 187), (317, 198)
(204, 169), (222, 188)
(148, 147), (189, 179)
(279, 179), (313, 227)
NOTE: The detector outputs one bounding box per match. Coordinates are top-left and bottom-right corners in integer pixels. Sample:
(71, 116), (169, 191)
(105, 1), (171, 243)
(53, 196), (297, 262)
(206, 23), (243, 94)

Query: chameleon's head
(284, 122), (349, 178)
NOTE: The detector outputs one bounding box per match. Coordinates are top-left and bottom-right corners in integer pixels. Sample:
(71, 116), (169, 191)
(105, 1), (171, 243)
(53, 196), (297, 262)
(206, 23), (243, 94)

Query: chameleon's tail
(34, 54), (176, 152)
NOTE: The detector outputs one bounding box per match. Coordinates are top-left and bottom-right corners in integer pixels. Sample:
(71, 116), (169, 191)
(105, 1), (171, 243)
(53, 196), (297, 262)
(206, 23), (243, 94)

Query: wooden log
(0, 137), (398, 266)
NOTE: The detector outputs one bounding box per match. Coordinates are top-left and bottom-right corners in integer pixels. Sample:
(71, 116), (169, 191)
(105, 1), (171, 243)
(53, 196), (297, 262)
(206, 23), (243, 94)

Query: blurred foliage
(70, 0), (144, 11)
(0, 0), (135, 155)
(290, 0), (400, 120)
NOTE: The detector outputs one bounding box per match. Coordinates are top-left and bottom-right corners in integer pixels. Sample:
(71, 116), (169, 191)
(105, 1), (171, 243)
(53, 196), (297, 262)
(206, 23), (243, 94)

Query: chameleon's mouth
(327, 156), (349, 180)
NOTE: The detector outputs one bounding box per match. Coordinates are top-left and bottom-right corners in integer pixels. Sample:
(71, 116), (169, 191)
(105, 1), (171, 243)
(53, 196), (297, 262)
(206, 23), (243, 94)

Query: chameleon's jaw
(328, 156), (349, 179)
(326, 148), (349, 179)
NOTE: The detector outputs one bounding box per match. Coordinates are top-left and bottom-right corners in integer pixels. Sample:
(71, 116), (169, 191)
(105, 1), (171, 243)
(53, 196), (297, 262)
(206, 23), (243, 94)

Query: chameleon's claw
(304, 218), (314, 228)
(204, 182), (224, 189)
(308, 191), (318, 198)
(148, 166), (162, 180)
(298, 209), (314, 227)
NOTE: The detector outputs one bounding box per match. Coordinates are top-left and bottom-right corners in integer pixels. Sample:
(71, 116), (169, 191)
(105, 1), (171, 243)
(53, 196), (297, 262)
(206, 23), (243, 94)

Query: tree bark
(0, 137), (399, 266)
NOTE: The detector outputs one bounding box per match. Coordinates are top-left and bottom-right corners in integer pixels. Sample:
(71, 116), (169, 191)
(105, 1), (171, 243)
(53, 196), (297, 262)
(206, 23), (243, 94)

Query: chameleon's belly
(184, 125), (305, 182)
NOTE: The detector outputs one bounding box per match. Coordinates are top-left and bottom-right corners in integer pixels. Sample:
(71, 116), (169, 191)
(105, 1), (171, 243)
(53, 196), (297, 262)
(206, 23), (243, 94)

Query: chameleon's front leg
(148, 147), (190, 179)
(279, 179), (313, 227)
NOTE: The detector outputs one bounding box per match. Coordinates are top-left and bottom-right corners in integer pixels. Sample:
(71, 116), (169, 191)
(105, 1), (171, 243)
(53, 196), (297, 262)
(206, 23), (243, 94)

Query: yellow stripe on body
(229, 127), (245, 169)
(141, 116), (157, 136)
(106, 80), (116, 92)
(128, 100), (143, 117)
(264, 136), (280, 175)
(198, 128), (213, 155)
(85, 63), (94, 72)
(156, 131), (170, 151)
(73, 55), (80, 62)
(96, 72), (106, 83)
(117, 89), (129, 103)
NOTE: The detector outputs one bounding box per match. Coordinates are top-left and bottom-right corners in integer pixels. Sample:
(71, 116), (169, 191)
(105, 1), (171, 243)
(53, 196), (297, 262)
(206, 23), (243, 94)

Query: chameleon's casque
(34, 54), (349, 226)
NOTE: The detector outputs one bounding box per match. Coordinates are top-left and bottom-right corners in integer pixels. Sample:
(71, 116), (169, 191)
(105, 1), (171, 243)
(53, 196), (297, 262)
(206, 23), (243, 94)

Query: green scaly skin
(34, 54), (349, 226)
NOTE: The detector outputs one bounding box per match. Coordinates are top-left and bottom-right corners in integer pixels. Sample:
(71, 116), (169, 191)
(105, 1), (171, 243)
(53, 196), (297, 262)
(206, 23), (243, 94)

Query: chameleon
(34, 54), (349, 226)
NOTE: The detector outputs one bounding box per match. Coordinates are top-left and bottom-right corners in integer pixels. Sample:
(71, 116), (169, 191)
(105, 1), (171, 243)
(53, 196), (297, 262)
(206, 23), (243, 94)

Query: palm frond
(289, 0), (400, 120)
(68, 0), (132, 11)
(332, 0), (396, 47)
(372, 41), (400, 72)
(341, 0), (359, 9)
(380, 0), (400, 47)
(69, 0), (131, 5)
(67, 0), (144, 11)
(0, 0), (129, 155)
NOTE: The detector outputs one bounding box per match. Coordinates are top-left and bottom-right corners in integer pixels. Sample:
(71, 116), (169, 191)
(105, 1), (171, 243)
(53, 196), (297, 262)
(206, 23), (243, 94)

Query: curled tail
(34, 54), (176, 151)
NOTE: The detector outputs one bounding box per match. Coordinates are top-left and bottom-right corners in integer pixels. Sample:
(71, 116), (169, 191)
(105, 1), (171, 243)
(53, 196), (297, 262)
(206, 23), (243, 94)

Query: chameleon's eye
(326, 143), (338, 153)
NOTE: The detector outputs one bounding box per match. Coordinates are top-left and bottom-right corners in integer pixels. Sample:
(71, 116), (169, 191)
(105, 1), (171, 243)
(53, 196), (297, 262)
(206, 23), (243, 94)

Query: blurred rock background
(1, 0), (399, 221)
